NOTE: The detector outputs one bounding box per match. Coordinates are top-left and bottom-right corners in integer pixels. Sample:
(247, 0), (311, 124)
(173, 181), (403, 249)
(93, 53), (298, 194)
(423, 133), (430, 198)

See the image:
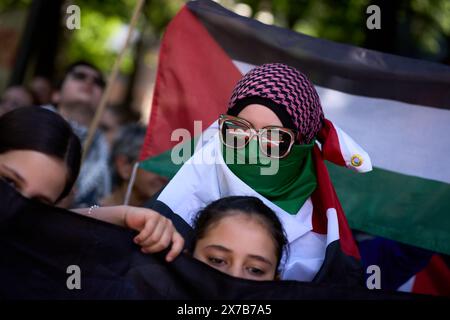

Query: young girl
(191, 196), (287, 281)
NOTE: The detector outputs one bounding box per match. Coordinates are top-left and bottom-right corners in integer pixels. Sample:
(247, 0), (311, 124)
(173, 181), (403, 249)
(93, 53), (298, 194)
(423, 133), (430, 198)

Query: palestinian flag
(139, 0), (450, 291)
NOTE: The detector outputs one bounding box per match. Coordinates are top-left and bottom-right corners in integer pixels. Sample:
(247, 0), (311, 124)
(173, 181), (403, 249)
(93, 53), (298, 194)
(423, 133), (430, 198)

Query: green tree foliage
(64, 10), (132, 73)
(3, 0), (449, 78)
(62, 0), (185, 75)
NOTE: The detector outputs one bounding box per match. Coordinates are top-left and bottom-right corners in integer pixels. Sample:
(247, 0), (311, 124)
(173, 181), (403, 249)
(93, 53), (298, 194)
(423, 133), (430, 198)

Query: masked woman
(150, 63), (372, 284)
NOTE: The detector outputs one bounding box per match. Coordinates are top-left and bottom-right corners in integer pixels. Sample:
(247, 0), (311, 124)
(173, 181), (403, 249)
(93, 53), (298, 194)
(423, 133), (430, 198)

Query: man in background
(48, 61), (111, 207)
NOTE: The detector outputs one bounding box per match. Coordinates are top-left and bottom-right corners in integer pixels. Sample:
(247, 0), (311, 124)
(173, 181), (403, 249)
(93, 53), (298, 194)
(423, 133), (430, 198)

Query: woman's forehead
(236, 104), (283, 128)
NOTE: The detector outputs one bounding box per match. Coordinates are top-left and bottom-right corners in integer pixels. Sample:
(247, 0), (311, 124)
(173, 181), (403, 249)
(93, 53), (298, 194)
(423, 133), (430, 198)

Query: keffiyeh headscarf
(227, 63), (324, 144)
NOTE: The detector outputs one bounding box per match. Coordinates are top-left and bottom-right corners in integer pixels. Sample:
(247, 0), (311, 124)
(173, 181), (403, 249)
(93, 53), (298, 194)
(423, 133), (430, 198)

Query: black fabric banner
(0, 180), (424, 300)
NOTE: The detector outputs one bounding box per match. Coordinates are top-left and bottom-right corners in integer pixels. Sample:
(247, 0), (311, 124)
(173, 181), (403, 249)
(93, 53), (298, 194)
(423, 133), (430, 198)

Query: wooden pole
(82, 0), (145, 162)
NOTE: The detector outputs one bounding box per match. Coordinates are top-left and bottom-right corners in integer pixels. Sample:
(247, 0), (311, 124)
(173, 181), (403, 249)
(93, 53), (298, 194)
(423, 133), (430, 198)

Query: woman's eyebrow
(205, 244), (232, 253)
(247, 254), (274, 266)
(1, 165), (53, 204)
(1, 165), (25, 183)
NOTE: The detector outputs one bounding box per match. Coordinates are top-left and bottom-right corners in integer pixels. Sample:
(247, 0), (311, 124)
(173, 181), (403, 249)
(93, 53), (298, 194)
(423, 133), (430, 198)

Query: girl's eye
(1, 176), (17, 189)
(207, 257), (226, 266)
(247, 267), (266, 276)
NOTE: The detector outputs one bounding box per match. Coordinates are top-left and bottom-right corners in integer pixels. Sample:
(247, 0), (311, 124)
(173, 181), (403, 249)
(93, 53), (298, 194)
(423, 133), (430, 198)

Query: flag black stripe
(188, 0), (450, 110)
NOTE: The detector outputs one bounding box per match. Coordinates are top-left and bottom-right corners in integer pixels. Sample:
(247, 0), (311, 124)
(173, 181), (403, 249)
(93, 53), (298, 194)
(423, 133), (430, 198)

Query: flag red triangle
(311, 146), (361, 259)
(140, 5), (242, 161)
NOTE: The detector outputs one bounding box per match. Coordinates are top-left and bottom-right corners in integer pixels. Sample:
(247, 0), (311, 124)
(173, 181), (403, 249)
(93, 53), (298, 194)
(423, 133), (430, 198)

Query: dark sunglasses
(70, 70), (105, 88)
(219, 114), (296, 159)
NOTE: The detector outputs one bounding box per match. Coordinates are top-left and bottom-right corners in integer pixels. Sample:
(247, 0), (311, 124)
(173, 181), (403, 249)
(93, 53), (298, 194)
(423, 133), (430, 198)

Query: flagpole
(82, 0), (146, 162)
(124, 162), (139, 205)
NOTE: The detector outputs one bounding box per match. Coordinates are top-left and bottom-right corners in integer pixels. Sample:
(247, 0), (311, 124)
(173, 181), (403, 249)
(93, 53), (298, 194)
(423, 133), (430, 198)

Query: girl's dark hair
(0, 107), (82, 201)
(193, 196), (288, 271)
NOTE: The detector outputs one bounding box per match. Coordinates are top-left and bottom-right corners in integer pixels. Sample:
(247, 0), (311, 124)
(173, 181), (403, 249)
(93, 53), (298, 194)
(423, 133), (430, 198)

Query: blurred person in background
(100, 124), (167, 207)
(100, 103), (140, 148)
(51, 60), (105, 127)
(0, 86), (36, 116)
(29, 76), (53, 105)
(47, 60), (111, 207)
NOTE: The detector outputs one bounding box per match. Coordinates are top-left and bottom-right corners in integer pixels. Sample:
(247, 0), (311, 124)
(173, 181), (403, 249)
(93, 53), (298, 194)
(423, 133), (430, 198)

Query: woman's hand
(123, 206), (185, 262)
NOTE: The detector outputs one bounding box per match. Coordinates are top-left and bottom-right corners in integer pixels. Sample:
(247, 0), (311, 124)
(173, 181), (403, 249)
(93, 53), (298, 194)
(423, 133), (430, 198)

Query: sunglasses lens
(72, 71), (105, 88)
(71, 71), (86, 81)
(94, 77), (105, 88)
(260, 129), (293, 158)
(220, 119), (252, 149)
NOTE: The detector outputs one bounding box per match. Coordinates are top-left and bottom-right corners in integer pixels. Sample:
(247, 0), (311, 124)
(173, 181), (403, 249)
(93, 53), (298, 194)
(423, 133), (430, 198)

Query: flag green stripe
(139, 138), (195, 178)
(328, 164), (450, 255)
(139, 149), (182, 178)
(140, 148), (450, 255)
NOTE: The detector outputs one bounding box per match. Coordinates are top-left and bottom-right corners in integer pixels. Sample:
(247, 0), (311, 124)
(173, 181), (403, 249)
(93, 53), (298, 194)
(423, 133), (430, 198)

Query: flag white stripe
(397, 275), (415, 293)
(233, 60), (450, 184)
(326, 209), (340, 246)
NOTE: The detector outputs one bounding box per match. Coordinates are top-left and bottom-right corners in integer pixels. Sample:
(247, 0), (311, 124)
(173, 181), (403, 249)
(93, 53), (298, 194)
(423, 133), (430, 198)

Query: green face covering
(222, 139), (317, 214)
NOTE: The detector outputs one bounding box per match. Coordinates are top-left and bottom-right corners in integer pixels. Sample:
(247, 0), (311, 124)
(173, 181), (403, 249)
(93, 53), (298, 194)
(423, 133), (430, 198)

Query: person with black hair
(0, 107), (81, 203)
(0, 107), (184, 262)
(192, 196), (288, 280)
